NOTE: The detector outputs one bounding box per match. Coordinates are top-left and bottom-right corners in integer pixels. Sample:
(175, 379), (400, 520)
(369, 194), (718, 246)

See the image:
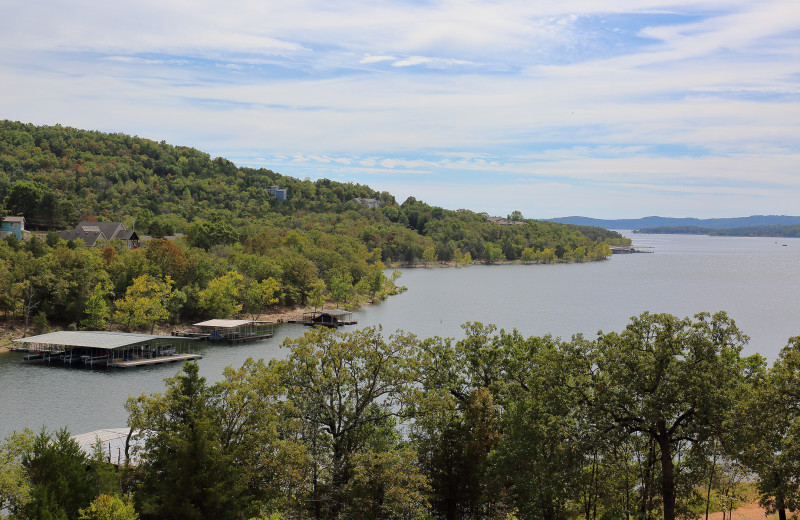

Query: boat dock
(291, 309), (358, 328)
(173, 319), (275, 343)
(610, 245), (655, 254)
(113, 353), (202, 368)
(12, 331), (199, 369)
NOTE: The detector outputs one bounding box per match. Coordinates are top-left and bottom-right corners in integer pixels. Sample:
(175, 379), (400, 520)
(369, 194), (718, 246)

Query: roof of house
(114, 229), (139, 241)
(58, 228), (104, 246)
(13, 331), (176, 350)
(79, 221), (126, 239)
(3, 216), (25, 223)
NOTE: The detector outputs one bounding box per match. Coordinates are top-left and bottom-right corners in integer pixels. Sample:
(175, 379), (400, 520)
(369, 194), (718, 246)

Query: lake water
(1, 232), (799, 438)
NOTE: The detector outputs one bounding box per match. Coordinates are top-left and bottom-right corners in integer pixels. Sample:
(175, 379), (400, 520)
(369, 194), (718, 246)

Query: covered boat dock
(177, 319), (275, 342)
(13, 331), (200, 368)
(300, 309), (357, 328)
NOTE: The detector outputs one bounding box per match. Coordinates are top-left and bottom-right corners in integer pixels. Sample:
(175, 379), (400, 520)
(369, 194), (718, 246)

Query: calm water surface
(2, 232), (799, 438)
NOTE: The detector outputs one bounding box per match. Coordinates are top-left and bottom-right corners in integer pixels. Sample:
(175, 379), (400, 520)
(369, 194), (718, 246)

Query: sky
(1, 0), (798, 219)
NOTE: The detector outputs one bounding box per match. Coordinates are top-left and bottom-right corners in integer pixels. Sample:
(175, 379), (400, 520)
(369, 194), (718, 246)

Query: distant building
(486, 216), (523, 226)
(268, 185), (288, 201)
(58, 221), (139, 249)
(351, 198), (382, 209)
(1, 216), (25, 239)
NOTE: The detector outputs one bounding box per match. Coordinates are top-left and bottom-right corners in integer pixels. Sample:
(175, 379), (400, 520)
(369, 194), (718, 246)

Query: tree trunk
(657, 428), (676, 520)
(775, 481), (787, 520)
(706, 451), (717, 520)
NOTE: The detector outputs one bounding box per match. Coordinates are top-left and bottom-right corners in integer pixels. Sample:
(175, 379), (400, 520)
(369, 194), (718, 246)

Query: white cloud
(0, 0), (798, 217)
(360, 55), (396, 64)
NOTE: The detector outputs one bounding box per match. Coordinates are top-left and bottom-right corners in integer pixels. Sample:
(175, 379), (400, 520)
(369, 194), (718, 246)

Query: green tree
(113, 275), (175, 332)
(241, 277), (280, 320)
(78, 494), (139, 520)
(592, 312), (753, 520)
(327, 270), (353, 308)
(363, 261), (387, 300)
(279, 326), (418, 518)
(507, 210), (524, 222)
(21, 427), (100, 520)
(482, 243), (504, 264)
(280, 254), (319, 306)
(126, 362), (253, 520)
(186, 219), (239, 250)
(5, 180), (51, 224)
(198, 271), (244, 318)
(422, 246), (436, 266)
(307, 278), (326, 311)
(81, 281), (113, 329)
(520, 247), (536, 263)
(0, 429), (34, 516)
(343, 446), (430, 520)
(735, 337), (800, 520)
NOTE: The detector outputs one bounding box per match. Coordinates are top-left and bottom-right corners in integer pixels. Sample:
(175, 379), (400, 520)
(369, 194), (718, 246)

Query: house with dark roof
(1, 216), (25, 239)
(58, 222), (139, 249)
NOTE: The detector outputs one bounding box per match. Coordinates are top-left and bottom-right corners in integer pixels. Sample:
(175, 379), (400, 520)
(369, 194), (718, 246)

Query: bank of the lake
(1, 232), (799, 438)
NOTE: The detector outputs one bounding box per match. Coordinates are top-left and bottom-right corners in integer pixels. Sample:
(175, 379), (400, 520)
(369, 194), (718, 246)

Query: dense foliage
(2, 313), (799, 520)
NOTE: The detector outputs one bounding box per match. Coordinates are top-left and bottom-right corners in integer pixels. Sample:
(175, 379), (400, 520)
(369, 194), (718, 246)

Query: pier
(174, 319), (275, 342)
(610, 245), (655, 254)
(12, 331), (200, 368)
(294, 309), (357, 328)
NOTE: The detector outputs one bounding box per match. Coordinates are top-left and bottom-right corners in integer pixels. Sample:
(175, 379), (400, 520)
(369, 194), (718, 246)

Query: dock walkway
(113, 353), (202, 368)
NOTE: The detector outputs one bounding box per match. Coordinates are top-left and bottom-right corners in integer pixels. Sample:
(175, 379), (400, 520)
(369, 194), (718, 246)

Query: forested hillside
(0, 120), (627, 330)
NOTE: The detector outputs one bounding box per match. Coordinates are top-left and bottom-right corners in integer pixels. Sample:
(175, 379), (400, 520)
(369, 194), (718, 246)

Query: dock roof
(194, 319), (256, 328)
(303, 309), (352, 316)
(14, 331), (177, 350)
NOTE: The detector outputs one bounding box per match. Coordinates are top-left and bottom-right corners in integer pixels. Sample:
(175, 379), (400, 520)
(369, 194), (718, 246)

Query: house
(1, 216), (25, 239)
(351, 198), (382, 209)
(58, 222), (140, 249)
(486, 216), (524, 226)
(268, 185), (288, 201)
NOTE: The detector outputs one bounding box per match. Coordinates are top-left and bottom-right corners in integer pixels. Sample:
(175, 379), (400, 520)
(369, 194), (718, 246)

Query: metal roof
(72, 428), (143, 465)
(194, 319), (254, 328)
(304, 309), (352, 316)
(13, 331), (175, 350)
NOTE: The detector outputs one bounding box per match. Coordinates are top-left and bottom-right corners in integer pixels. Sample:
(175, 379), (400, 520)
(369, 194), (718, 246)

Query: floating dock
(610, 245), (655, 254)
(173, 319), (274, 342)
(292, 309), (358, 328)
(12, 331), (200, 368)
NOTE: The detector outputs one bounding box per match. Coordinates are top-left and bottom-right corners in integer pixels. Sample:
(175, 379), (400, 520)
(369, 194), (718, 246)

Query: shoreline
(0, 302), (366, 349)
(0, 257), (610, 347)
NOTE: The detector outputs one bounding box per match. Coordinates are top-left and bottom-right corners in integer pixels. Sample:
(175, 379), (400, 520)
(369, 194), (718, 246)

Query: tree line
(2, 312), (799, 520)
(0, 230), (400, 335)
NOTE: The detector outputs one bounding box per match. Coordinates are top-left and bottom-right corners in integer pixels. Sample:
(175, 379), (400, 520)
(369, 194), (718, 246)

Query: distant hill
(637, 224), (800, 238)
(545, 216), (800, 230)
